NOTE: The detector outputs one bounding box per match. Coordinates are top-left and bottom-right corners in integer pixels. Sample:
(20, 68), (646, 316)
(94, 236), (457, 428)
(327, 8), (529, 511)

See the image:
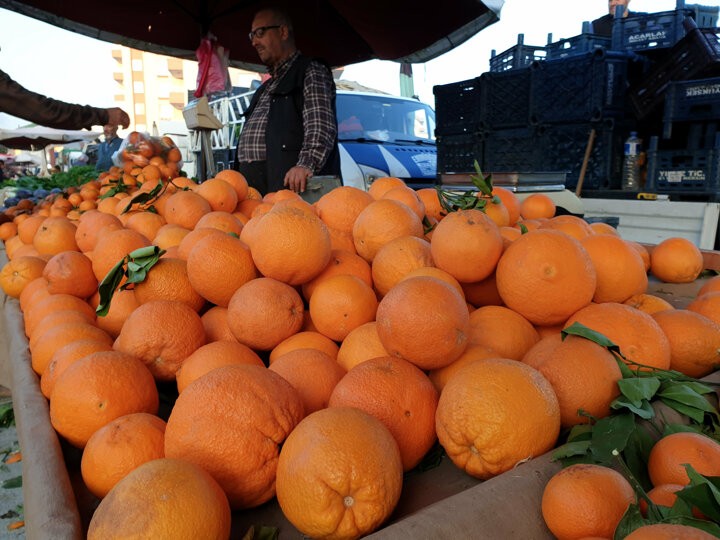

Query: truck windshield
(336, 93), (436, 144)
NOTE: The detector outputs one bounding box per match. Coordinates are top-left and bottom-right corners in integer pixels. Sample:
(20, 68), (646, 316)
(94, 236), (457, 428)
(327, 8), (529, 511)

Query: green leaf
(663, 423), (704, 436)
(561, 322), (620, 351)
(413, 441), (446, 472)
(95, 256), (128, 317)
(518, 222), (528, 234)
(677, 465), (720, 523)
(624, 426), (655, 491)
(241, 525), (279, 540)
(566, 423), (594, 443)
(121, 181), (165, 214)
(611, 396), (656, 419)
(660, 398), (709, 424)
(551, 440), (591, 461)
(618, 377), (662, 407)
(0, 403), (14, 428)
(590, 412), (637, 463)
(613, 504), (648, 540)
(470, 160), (493, 196)
(1, 476), (22, 489)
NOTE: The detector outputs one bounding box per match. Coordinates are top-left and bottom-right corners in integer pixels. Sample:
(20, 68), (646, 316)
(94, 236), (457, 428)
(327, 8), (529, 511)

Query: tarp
(0, 127), (100, 151)
(0, 0), (504, 71)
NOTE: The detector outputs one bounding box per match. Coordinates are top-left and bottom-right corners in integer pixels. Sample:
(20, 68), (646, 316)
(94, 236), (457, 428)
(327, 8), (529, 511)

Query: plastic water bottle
(622, 131), (641, 191)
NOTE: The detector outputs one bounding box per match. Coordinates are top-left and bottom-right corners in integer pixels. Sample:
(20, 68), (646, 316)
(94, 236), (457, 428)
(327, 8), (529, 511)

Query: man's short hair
(259, 6), (294, 40)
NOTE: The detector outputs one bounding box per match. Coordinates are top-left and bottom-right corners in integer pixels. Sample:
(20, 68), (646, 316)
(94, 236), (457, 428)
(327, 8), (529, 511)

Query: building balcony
(169, 91), (186, 108)
(168, 58), (184, 78)
(113, 72), (124, 83)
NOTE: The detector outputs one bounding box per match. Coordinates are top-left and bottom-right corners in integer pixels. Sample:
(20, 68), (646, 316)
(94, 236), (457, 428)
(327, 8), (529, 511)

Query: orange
(175, 227), (224, 260)
(39, 338), (113, 399)
(400, 266), (465, 299)
(269, 331), (339, 364)
(428, 344), (499, 393)
(376, 276), (469, 370)
(536, 335), (622, 427)
(91, 288), (140, 339)
(467, 305), (540, 360)
(4, 235), (26, 260)
(580, 234), (648, 303)
(75, 210), (123, 253)
(381, 185), (426, 220)
(195, 178), (239, 212)
(461, 272), (503, 307)
(269, 348), (346, 414)
(371, 235), (434, 297)
(329, 356), (438, 471)
(16, 214), (46, 244)
(336, 321), (389, 371)
(113, 300), (206, 381)
(652, 309), (720, 378)
(566, 302), (672, 370)
(193, 211), (244, 235)
(589, 220), (620, 235)
(541, 463), (635, 540)
(638, 483), (706, 518)
(249, 205), (332, 285)
(697, 275), (720, 297)
(276, 407), (403, 539)
(0, 255), (46, 298)
(521, 333), (563, 369)
(496, 230), (596, 325)
(81, 412), (167, 498)
(125, 211), (167, 242)
(87, 458), (231, 540)
(42, 250), (97, 298)
(326, 225), (357, 253)
(308, 274), (378, 342)
(133, 257), (205, 312)
(27, 307), (95, 345)
(32, 216), (79, 255)
(625, 524), (716, 540)
(519, 193), (556, 219)
(436, 358), (560, 479)
(49, 351), (159, 448)
(491, 186), (521, 226)
(152, 223), (191, 250)
(367, 176), (407, 199)
(91, 228), (151, 282)
(481, 197), (511, 227)
(650, 237), (704, 283)
(300, 248), (372, 302)
(165, 364), (304, 509)
(186, 232), (257, 307)
(30, 321), (113, 376)
(200, 306), (238, 343)
(23, 292), (95, 338)
(214, 169), (249, 201)
(18, 276), (49, 312)
(624, 293), (674, 314)
(0, 221), (17, 241)
(538, 214), (593, 240)
(648, 431), (720, 486)
(163, 190), (212, 229)
(226, 277), (304, 351)
(429, 208), (503, 283)
(688, 291), (720, 326)
(175, 340), (264, 393)
(352, 199), (424, 262)
(416, 187), (446, 222)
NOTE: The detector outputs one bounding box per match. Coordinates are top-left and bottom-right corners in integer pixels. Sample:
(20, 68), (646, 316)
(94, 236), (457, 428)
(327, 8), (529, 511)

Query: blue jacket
(95, 136), (122, 171)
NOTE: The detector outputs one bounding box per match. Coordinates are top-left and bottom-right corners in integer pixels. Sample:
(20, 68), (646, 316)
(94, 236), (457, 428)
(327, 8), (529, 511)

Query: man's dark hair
(259, 6), (295, 41)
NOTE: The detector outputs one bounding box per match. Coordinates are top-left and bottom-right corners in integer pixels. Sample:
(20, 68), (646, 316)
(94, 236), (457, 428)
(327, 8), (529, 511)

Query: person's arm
(284, 61), (337, 192)
(0, 69), (129, 130)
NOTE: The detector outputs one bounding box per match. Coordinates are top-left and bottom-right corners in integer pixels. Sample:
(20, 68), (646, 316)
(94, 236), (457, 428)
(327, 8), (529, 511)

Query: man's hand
(284, 165), (313, 193)
(106, 107), (131, 129)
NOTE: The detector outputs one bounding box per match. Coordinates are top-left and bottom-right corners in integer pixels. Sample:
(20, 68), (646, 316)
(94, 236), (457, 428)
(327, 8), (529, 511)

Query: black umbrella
(0, 0), (503, 70)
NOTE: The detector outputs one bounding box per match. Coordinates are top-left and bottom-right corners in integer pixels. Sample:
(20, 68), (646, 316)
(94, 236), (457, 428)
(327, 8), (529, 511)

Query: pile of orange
(1, 170), (719, 538)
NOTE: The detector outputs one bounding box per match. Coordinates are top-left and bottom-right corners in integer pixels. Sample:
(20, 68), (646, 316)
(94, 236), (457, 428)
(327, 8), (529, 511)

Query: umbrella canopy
(0, 0), (504, 71)
(10, 152), (42, 165)
(0, 126), (100, 151)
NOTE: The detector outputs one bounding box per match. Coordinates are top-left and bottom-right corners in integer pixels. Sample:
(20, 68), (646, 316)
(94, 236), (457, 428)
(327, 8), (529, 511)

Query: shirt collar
(269, 50), (301, 78)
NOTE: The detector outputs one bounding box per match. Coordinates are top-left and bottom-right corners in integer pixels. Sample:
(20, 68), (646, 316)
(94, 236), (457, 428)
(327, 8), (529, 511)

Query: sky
(1, 0), (718, 130)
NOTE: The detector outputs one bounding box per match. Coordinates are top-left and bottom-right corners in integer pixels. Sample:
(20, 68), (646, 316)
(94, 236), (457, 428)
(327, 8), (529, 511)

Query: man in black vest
(235, 7), (340, 195)
(592, 0), (633, 36)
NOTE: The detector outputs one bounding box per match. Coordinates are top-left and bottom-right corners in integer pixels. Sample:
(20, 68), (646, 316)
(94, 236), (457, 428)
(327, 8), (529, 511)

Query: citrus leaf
(589, 412), (637, 463)
(1, 476), (21, 489)
(663, 423), (705, 436)
(95, 256), (128, 316)
(518, 222), (528, 234)
(613, 504), (648, 540)
(561, 322), (620, 352)
(624, 426), (655, 491)
(618, 377), (662, 407)
(551, 440), (591, 461)
(566, 423), (594, 443)
(659, 398), (709, 424)
(676, 466), (720, 523)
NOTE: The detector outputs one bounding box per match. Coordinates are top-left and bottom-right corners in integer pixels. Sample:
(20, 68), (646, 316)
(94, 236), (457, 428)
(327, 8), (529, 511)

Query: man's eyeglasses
(248, 25), (281, 41)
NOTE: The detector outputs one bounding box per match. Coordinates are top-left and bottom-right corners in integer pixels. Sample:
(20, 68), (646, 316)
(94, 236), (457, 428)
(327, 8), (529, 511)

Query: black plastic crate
(545, 33), (611, 60)
(630, 25), (720, 118)
(663, 76), (720, 137)
(688, 3), (719, 28)
(489, 34), (547, 72)
(611, 8), (693, 52)
(536, 121), (626, 191)
(529, 50), (632, 125)
(433, 77), (483, 136)
(646, 147), (720, 194)
(481, 127), (543, 174)
(437, 132), (482, 174)
(478, 68), (531, 129)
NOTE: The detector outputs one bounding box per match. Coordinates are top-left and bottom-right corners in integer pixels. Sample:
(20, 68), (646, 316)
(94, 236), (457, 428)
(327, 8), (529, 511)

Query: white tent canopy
(0, 126), (100, 151)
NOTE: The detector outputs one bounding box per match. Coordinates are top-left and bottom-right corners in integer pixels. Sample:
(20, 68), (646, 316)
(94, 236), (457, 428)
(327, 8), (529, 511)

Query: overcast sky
(1, 0), (716, 129)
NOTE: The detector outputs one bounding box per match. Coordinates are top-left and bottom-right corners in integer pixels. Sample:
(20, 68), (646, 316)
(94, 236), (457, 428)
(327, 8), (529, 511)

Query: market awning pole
(575, 128), (596, 198)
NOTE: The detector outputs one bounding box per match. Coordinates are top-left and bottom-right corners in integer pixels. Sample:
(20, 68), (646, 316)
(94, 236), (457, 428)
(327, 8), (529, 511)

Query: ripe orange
(30, 321), (113, 376)
(0, 221), (17, 241)
(352, 199), (424, 262)
(376, 276), (470, 370)
(175, 227), (224, 260)
(269, 348), (346, 414)
(495, 230), (596, 325)
(624, 523), (716, 540)
(589, 220), (620, 235)
(163, 190), (212, 229)
(539, 214), (593, 240)
(87, 458), (231, 540)
(687, 291), (720, 326)
(308, 274), (378, 342)
(0, 255), (46, 298)
(16, 214), (46, 244)
(336, 321), (389, 371)
(429, 208), (503, 283)
(113, 300), (206, 381)
(276, 407), (403, 539)
(315, 186), (374, 233)
(541, 463), (635, 540)
(49, 351), (159, 448)
(175, 340), (264, 393)
(300, 248), (373, 302)
(249, 205), (332, 285)
(652, 309), (720, 378)
(193, 211), (244, 235)
(580, 234), (648, 303)
(90, 288), (140, 339)
(491, 186), (521, 226)
(329, 356), (438, 471)
(461, 272), (504, 307)
(186, 232), (257, 307)
(481, 197), (511, 227)
(165, 364), (304, 509)
(200, 306), (238, 343)
(152, 223), (191, 250)
(436, 358), (560, 479)
(416, 187), (446, 222)
(23, 293), (96, 338)
(467, 305), (540, 360)
(697, 275), (720, 297)
(226, 277), (304, 351)
(125, 211), (167, 242)
(650, 237), (704, 283)
(638, 483), (705, 518)
(519, 193), (556, 219)
(381, 185), (426, 220)
(400, 266), (465, 299)
(566, 302), (672, 370)
(81, 412), (166, 498)
(269, 331), (340, 364)
(39, 338), (113, 399)
(91, 228), (151, 281)
(74, 210), (123, 253)
(195, 178), (239, 212)
(27, 308), (95, 348)
(367, 176), (407, 199)
(371, 235), (434, 297)
(428, 344), (499, 393)
(42, 250), (97, 298)
(214, 169), (249, 201)
(624, 293), (675, 314)
(32, 216), (79, 255)
(133, 257), (205, 312)
(648, 431), (720, 486)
